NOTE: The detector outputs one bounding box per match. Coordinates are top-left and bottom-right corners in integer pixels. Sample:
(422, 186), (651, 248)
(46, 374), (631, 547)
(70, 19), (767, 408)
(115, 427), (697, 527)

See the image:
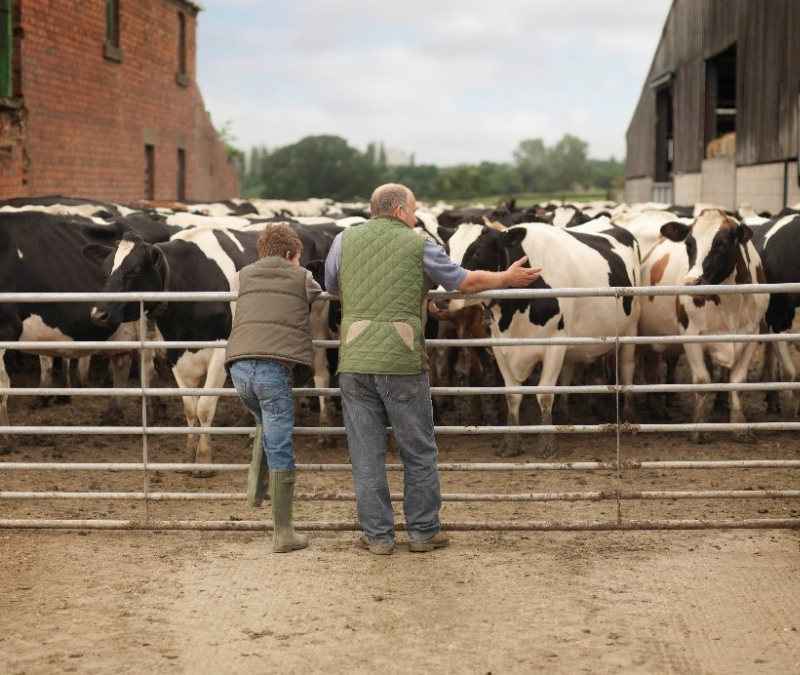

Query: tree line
(236, 133), (624, 203)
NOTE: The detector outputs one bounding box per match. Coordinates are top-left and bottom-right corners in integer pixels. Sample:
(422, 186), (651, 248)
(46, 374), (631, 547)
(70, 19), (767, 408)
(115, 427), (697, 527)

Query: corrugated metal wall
(626, 0), (800, 179)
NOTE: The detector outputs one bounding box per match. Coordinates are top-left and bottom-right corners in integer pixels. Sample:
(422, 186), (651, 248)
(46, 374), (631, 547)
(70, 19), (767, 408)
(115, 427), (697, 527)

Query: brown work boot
(408, 530), (450, 553)
(359, 533), (394, 555)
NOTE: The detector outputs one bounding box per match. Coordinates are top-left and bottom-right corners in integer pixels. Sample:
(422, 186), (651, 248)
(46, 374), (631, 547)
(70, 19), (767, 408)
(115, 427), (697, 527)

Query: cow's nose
(90, 307), (109, 326)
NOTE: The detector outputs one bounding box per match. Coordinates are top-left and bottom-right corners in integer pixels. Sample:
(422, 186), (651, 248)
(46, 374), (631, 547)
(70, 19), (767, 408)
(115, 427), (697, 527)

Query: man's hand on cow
(507, 256), (542, 287)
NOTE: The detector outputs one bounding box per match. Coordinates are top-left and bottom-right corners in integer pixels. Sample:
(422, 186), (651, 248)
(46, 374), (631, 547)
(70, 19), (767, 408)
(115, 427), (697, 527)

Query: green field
(428, 190), (621, 208)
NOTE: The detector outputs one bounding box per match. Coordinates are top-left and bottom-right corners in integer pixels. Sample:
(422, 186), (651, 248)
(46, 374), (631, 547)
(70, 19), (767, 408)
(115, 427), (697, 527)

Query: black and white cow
(446, 219), (641, 456)
(751, 213), (800, 418)
(0, 212), (158, 446)
(84, 227), (260, 469)
(639, 209), (769, 442)
(161, 214), (344, 444)
(84, 224), (338, 467)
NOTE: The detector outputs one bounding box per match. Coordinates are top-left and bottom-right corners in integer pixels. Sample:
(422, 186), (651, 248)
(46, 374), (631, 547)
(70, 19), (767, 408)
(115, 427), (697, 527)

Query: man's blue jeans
(230, 359), (296, 470)
(340, 372), (442, 546)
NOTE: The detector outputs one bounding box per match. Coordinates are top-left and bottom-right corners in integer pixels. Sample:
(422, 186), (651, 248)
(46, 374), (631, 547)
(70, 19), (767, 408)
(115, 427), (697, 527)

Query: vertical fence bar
(139, 301), (150, 524)
(614, 290), (623, 525)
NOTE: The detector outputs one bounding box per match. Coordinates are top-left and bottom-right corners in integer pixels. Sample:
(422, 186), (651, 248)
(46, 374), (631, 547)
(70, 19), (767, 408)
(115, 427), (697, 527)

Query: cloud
(197, 0), (672, 163)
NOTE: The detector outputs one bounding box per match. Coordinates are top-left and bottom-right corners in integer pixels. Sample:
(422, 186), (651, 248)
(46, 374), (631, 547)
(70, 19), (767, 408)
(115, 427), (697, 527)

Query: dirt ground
(2, 351), (800, 673)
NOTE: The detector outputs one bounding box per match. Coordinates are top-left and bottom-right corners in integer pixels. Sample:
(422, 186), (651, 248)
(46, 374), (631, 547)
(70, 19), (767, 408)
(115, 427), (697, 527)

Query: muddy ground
(1, 351), (799, 673)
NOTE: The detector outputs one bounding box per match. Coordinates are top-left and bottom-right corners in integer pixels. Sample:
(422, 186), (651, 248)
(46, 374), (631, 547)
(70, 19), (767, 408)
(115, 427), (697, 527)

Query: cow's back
(504, 224), (639, 359)
(0, 214), (119, 342)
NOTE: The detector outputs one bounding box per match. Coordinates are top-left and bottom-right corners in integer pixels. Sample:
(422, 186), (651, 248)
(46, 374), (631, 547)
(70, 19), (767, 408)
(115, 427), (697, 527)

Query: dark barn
(0, 0), (239, 202)
(625, 0), (800, 213)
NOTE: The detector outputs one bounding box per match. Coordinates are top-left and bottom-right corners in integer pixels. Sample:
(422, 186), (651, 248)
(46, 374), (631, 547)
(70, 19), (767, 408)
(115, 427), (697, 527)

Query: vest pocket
(392, 321), (414, 351)
(345, 319), (371, 344)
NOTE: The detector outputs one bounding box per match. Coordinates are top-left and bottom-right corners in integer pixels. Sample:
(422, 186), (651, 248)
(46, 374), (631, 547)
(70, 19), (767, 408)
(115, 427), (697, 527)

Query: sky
(196, 0), (673, 166)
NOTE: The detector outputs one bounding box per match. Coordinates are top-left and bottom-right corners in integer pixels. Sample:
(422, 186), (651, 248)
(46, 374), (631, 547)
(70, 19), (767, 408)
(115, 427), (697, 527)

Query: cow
(446, 219), (641, 457)
(0, 212), (161, 448)
(436, 205), (494, 229)
(36, 355), (92, 406)
(638, 209), (769, 443)
(84, 224), (339, 468)
(751, 213), (800, 418)
(157, 213), (344, 442)
(84, 227), (260, 471)
(426, 300), (501, 424)
(611, 209), (694, 259)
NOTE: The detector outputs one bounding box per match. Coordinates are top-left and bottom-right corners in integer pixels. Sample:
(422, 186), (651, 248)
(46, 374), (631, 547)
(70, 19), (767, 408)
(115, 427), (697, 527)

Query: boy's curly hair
(258, 223), (303, 259)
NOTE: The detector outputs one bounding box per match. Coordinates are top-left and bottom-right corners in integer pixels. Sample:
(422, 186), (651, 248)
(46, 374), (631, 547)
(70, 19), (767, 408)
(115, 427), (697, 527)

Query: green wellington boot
(246, 425), (269, 507)
(269, 469), (308, 553)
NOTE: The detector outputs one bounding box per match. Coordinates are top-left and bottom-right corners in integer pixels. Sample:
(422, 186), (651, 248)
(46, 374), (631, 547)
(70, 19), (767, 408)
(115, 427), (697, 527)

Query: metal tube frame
(1, 288), (799, 532)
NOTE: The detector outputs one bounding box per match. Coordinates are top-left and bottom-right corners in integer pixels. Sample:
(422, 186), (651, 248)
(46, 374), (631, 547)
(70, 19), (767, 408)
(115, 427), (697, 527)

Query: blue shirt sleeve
(324, 232), (343, 293)
(423, 240), (468, 291)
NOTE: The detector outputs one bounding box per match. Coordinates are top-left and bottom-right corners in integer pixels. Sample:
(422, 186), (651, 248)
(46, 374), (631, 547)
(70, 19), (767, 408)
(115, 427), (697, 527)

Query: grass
(426, 191), (620, 208)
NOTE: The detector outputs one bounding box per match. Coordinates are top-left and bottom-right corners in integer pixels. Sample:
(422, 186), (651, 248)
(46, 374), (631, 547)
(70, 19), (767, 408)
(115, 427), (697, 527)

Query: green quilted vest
(338, 218), (425, 374)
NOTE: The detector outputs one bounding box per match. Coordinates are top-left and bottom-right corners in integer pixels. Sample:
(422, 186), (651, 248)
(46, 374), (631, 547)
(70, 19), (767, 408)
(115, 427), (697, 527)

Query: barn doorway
(704, 44), (737, 157)
(655, 85), (674, 184)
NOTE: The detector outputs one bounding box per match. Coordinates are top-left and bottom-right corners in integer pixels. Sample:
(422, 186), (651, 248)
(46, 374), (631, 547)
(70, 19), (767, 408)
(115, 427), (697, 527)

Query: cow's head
(661, 208), (753, 286)
(448, 222), (503, 274)
(303, 259), (326, 291)
(82, 232), (169, 328)
(444, 223), (531, 311)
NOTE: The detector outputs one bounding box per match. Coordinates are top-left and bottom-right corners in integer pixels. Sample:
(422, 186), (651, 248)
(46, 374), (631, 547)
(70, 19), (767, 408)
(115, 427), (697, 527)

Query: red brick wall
(0, 0), (238, 201)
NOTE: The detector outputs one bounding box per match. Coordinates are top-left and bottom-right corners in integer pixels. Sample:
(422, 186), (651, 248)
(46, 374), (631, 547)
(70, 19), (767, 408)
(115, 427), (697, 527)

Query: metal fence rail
(1, 286), (799, 532)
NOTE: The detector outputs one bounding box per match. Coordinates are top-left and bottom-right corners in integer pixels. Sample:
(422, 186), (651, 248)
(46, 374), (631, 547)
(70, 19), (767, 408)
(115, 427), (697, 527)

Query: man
(325, 184), (541, 555)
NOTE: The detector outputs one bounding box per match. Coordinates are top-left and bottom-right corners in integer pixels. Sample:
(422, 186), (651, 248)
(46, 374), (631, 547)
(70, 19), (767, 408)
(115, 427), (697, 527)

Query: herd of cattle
(0, 194), (798, 461)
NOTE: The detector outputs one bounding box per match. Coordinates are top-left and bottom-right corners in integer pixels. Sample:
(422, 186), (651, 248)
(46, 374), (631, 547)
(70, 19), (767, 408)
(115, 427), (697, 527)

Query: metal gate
(1, 285), (799, 532)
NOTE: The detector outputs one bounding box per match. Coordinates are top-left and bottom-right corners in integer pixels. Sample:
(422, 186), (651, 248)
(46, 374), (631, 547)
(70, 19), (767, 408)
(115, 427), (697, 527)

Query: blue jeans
(340, 372), (442, 545)
(230, 359), (296, 470)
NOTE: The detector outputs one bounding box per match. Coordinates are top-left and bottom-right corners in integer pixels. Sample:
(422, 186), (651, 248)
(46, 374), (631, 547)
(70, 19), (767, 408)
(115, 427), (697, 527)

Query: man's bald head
(370, 183), (414, 218)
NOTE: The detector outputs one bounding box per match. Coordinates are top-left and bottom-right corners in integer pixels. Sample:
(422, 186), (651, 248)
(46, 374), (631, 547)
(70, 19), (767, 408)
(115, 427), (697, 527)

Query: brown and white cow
(639, 209), (769, 442)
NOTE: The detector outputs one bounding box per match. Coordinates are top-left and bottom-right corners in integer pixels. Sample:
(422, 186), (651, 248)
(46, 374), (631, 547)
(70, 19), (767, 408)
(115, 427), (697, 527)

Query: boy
(226, 223), (322, 553)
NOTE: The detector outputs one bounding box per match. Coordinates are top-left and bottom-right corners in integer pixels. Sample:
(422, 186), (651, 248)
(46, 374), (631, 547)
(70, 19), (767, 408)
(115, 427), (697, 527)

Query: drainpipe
(784, 161), (789, 209)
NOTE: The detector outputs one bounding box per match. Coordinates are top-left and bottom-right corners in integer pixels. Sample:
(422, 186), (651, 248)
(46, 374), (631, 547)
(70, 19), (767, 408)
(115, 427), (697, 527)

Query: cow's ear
(303, 259), (326, 290)
(149, 245), (163, 266)
(660, 221), (691, 242)
(82, 243), (113, 266)
(499, 227), (526, 249)
(438, 225), (456, 244)
(736, 223), (754, 244)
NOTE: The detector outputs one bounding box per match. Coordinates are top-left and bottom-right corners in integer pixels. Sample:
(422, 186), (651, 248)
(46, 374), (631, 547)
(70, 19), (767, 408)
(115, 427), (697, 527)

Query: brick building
(0, 0), (239, 202)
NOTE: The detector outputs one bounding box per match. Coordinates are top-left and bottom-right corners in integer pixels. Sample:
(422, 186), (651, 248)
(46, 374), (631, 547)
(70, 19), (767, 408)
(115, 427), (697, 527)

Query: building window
(655, 85), (674, 183)
(144, 144), (155, 200)
(704, 45), (737, 158)
(176, 12), (188, 87)
(177, 148), (186, 201)
(0, 0), (11, 99)
(104, 0), (123, 62)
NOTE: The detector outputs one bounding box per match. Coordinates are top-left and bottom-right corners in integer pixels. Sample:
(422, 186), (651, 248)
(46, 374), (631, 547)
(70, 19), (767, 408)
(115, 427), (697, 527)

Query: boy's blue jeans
(230, 359), (296, 470)
(339, 372), (442, 546)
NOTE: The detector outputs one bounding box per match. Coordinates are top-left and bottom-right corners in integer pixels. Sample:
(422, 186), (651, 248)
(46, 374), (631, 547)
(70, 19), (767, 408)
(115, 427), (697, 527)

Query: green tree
(477, 161), (523, 196)
(549, 134), (590, 191)
(587, 156), (624, 190)
(259, 135), (378, 201)
(430, 165), (491, 201)
(513, 138), (552, 192)
(215, 119), (246, 179)
(381, 163), (439, 199)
